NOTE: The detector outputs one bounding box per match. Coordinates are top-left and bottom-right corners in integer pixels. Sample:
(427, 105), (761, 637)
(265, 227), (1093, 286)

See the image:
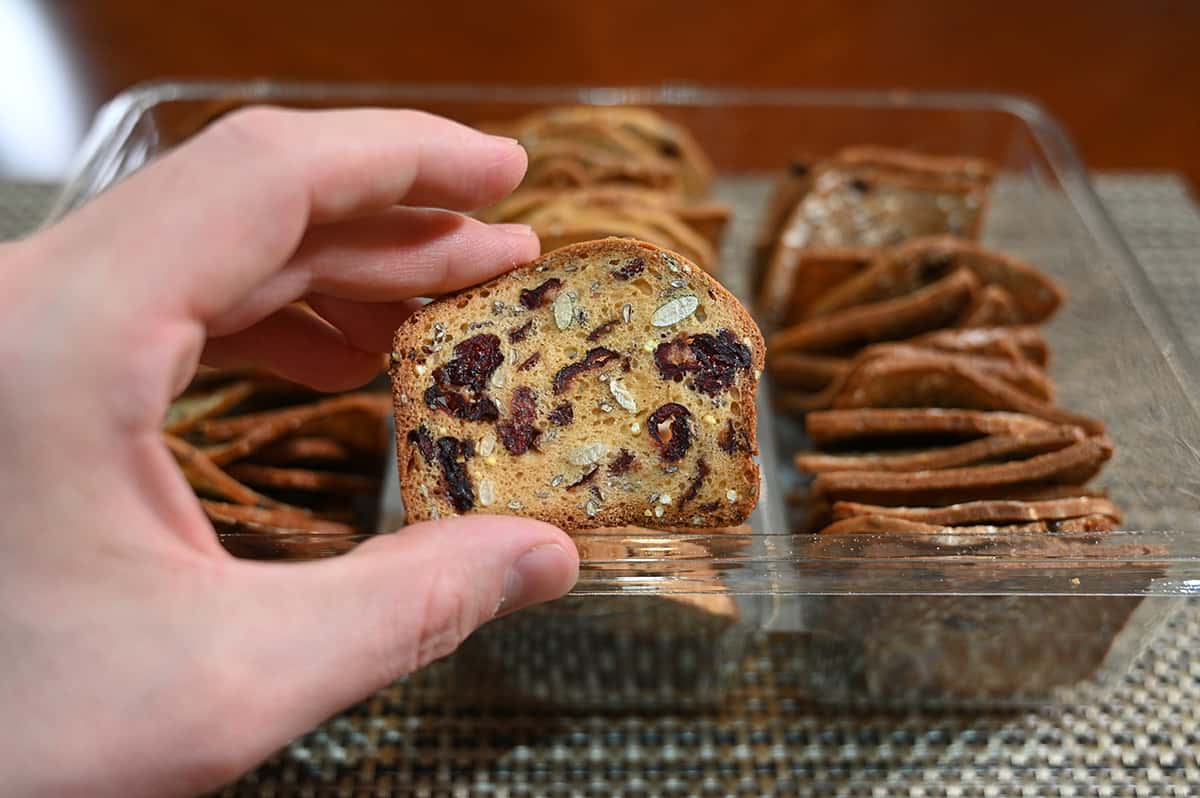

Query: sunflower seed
(478, 480), (496, 506)
(622, 303), (633, 323)
(478, 432), (496, 457)
(585, 500), (599, 517)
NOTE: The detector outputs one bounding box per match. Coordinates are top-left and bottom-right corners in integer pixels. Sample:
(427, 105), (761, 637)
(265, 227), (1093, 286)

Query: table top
(7, 174), (1200, 795)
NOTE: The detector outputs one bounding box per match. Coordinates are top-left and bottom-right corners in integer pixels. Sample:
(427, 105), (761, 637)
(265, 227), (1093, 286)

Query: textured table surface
(4, 176), (1200, 796)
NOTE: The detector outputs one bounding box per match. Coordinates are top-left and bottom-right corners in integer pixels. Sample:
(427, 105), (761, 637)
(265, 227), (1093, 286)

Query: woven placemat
(4, 176), (1199, 796)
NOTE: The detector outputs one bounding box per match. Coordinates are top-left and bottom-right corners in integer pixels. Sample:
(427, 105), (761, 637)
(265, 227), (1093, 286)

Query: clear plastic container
(50, 81), (1200, 709)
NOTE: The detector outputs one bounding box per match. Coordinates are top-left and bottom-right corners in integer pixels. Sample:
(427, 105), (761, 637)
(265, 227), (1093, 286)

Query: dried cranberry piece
(548, 402), (574, 426)
(517, 352), (541, 372)
(647, 402), (693, 462)
(434, 436), (475, 512)
(586, 319), (620, 342)
(718, 420), (751, 455)
(435, 333), (503, 395)
(654, 328), (752, 397)
(407, 425), (435, 464)
(496, 386), (541, 455)
(424, 386), (499, 421)
(519, 277), (562, 309)
(698, 500), (721, 513)
(611, 257), (645, 281)
(553, 347), (621, 395)
(566, 465), (599, 491)
(679, 457), (710, 509)
(608, 448), (636, 476)
(508, 320), (533, 343)
(654, 337), (699, 382)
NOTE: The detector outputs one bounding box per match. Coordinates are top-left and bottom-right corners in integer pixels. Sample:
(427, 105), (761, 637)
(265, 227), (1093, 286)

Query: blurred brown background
(3, 1), (1197, 186)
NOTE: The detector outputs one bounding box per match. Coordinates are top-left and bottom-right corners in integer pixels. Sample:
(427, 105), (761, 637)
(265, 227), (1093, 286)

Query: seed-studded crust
(390, 238), (765, 530)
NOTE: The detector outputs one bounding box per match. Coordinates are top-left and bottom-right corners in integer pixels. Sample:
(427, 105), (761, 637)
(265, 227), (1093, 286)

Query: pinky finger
(201, 304), (385, 392)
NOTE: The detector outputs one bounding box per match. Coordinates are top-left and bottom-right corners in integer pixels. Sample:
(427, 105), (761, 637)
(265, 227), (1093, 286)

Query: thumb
(214, 516), (577, 766)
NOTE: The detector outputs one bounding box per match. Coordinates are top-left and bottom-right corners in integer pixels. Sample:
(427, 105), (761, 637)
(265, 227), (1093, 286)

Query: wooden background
(26, 1), (1200, 188)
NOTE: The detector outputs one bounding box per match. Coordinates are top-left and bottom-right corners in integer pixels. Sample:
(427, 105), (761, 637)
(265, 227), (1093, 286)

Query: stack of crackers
(163, 367), (390, 541)
(756, 148), (1121, 535)
(478, 106), (730, 272)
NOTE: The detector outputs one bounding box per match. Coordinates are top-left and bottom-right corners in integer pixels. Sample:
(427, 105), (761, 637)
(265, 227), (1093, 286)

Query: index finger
(42, 106), (528, 323)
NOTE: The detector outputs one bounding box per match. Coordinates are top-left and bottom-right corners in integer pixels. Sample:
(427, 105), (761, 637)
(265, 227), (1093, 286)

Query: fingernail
(489, 134), (521, 147)
(493, 223), (535, 239)
(497, 543), (570, 616)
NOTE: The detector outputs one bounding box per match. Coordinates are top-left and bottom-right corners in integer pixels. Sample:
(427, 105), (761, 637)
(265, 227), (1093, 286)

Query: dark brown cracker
(831, 494), (1123, 525)
(806, 408), (1065, 447)
(200, 394), (391, 465)
(817, 512), (1117, 536)
(759, 247), (876, 329)
(831, 353), (1104, 434)
(806, 237), (1061, 325)
(225, 463), (381, 496)
(812, 435), (1114, 505)
(201, 500), (356, 535)
(766, 351), (849, 390)
(249, 436), (356, 465)
(794, 426), (1085, 473)
(163, 380), (255, 435)
(164, 434), (294, 510)
(909, 325), (1050, 368)
(853, 343), (1055, 401)
(957, 284), (1022, 327)
(893, 236), (1063, 323)
(769, 268), (979, 353)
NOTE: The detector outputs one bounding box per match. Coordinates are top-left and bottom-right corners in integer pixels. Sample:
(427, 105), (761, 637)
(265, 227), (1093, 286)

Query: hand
(0, 107), (579, 797)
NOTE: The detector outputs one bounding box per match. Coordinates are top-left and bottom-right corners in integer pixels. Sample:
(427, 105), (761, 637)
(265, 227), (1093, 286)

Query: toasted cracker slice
(769, 268), (979, 353)
(767, 351), (850, 390)
(225, 463), (380, 496)
(812, 435), (1114, 505)
(818, 512), (1117, 535)
(249, 436), (356, 465)
(163, 380), (255, 435)
(897, 236), (1062, 322)
(908, 325), (1050, 368)
(831, 494), (1123, 526)
(856, 343), (1054, 402)
(831, 353), (1103, 434)
(957, 284), (1021, 327)
(794, 426), (1085, 473)
(164, 434), (294, 510)
(806, 408), (1064, 447)
(773, 343), (1054, 416)
(759, 247), (877, 329)
(479, 186), (730, 249)
(807, 237), (1062, 324)
(201, 500), (355, 535)
(200, 393), (391, 465)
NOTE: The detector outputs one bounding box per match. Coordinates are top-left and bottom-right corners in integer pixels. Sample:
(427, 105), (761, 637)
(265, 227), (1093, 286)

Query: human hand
(0, 107), (579, 797)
